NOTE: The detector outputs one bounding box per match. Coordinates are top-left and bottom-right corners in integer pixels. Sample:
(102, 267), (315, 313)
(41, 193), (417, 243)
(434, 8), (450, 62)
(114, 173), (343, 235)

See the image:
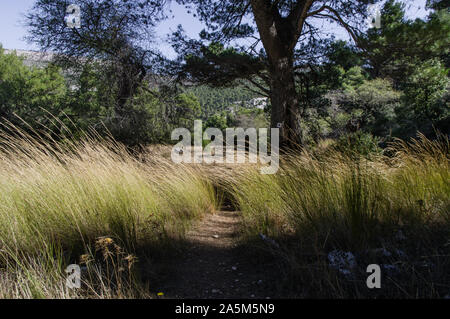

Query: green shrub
(335, 131), (383, 158)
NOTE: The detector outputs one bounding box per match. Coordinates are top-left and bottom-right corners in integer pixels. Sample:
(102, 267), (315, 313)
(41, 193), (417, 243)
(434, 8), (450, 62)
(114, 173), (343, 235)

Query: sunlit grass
(0, 120), (448, 298)
(0, 122), (217, 298)
(230, 133), (449, 297)
(232, 133), (449, 245)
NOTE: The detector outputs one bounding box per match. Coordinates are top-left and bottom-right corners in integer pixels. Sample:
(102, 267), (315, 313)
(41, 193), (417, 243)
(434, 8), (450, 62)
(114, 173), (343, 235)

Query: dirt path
(158, 209), (277, 299)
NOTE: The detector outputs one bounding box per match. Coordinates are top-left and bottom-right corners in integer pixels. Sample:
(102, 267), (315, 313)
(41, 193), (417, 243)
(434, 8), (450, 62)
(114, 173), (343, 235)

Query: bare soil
(155, 209), (279, 299)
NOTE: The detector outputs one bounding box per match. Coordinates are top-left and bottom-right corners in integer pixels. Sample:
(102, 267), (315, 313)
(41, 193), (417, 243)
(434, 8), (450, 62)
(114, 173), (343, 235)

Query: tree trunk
(115, 60), (146, 118)
(269, 56), (302, 149)
(250, 0), (307, 150)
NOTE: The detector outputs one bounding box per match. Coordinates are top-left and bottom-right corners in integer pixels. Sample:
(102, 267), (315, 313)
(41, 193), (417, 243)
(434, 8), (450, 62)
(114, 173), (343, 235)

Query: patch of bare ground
(154, 208), (280, 299)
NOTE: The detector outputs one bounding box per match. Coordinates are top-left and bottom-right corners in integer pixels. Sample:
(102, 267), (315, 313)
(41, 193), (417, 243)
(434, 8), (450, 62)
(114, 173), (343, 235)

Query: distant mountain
(3, 49), (55, 68)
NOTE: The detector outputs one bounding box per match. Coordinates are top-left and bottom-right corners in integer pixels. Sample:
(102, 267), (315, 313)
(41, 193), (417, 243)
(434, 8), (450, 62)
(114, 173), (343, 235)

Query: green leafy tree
(362, 0), (450, 83)
(26, 0), (167, 120)
(426, 0), (449, 12)
(204, 113), (228, 131)
(174, 92), (202, 128)
(187, 84), (261, 117)
(399, 59), (449, 136)
(341, 77), (401, 136)
(321, 71), (401, 140)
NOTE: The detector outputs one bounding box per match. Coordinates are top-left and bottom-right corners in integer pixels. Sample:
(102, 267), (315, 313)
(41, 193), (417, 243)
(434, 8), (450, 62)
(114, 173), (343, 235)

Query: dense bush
(335, 131), (383, 158)
(0, 47), (67, 126)
(0, 48), (204, 146)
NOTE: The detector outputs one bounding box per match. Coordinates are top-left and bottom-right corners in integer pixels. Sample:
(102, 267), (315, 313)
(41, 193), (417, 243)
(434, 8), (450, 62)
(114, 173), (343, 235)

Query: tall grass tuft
(233, 134), (449, 246)
(230, 133), (449, 297)
(0, 122), (216, 298)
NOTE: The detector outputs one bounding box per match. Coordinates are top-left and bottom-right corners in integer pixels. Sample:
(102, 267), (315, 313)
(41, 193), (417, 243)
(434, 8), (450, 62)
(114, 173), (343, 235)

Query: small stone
(395, 230), (406, 241)
(212, 289), (219, 294)
(250, 294), (255, 298)
(212, 235), (219, 239)
(327, 250), (357, 277)
(232, 266), (237, 271)
(257, 280), (263, 285)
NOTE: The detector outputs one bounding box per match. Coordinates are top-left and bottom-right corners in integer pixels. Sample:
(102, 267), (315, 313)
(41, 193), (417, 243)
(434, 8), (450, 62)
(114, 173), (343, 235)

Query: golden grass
(232, 133), (449, 244)
(0, 123), (217, 298)
(229, 133), (449, 297)
(0, 121), (448, 298)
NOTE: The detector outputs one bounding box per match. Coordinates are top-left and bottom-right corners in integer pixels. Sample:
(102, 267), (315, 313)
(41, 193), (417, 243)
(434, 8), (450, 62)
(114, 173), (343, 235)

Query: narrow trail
(159, 209), (277, 299)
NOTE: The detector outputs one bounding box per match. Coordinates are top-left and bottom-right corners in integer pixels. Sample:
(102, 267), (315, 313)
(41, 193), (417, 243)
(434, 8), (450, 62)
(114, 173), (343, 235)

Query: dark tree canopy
(25, 0), (210, 146)
(25, 0), (446, 149)
(27, 0), (169, 115)
(361, 0), (450, 82)
(171, 0), (380, 147)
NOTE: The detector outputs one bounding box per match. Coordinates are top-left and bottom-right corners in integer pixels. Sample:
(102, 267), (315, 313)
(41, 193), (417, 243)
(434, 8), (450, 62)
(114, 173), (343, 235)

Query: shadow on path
(153, 210), (280, 299)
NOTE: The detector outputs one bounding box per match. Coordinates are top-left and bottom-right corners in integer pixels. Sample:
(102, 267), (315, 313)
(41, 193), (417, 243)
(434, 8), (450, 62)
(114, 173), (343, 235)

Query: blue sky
(0, 0), (431, 57)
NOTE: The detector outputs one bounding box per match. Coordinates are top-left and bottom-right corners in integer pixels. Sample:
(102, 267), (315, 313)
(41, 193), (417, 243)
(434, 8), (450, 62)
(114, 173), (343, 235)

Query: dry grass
(0, 122), (216, 298)
(0, 121), (448, 298)
(230, 133), (450, 298)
